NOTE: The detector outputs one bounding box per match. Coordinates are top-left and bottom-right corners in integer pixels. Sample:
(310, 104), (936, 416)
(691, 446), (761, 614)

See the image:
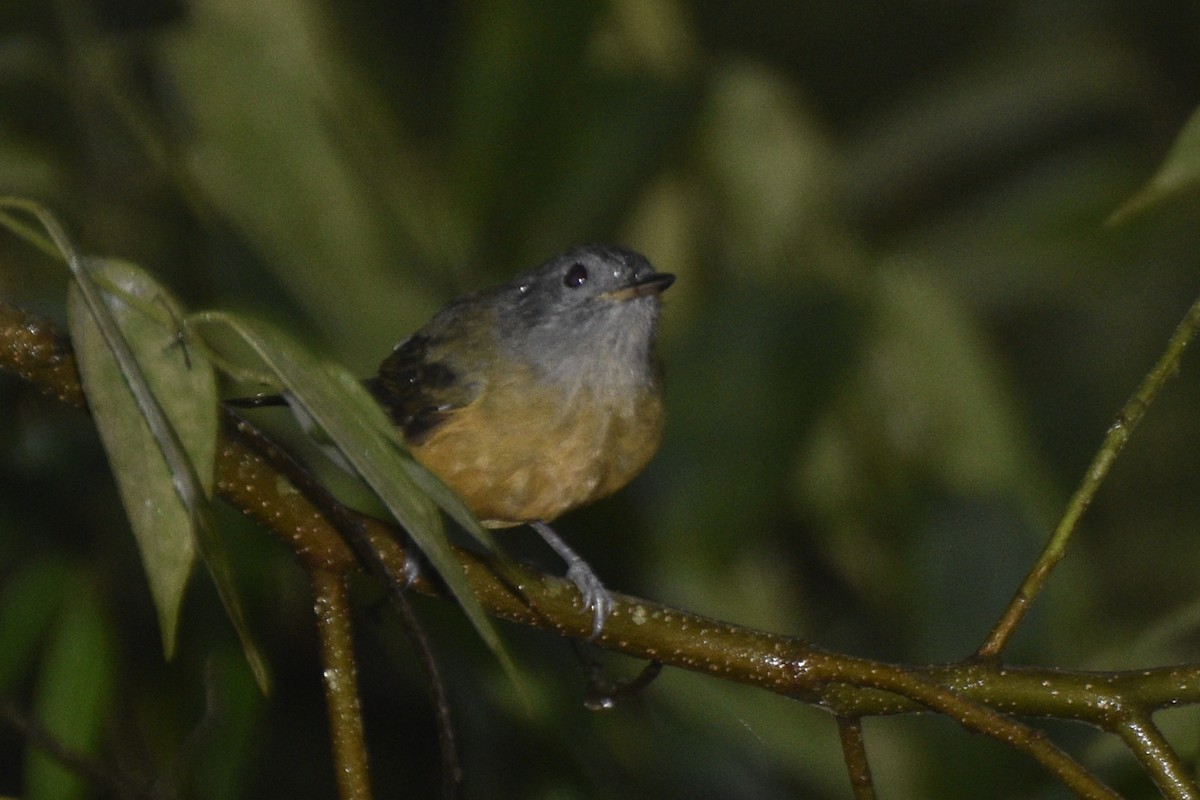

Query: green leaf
(1109, 105), (1200, 224)
(67, 258), (211, 658)
(199, 312), (510, 666)
(188, 649), (266, 800)
(363, 397), (496, 551)
(6, 198), (271, 692)
(62, 254), (270, 692)
(0, 198), (223, 661)
(0, 558), (75, 692)
(159, 6), (441, 346)
(25, 591), (116, 800)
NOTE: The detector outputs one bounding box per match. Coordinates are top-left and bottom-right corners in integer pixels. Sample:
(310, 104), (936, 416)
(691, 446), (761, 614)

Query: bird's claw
(565, 562), (613, 640)
(531, 520), (613, 640)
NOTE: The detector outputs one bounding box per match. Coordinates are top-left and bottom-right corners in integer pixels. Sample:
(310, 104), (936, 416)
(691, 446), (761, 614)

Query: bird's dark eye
(563, 263), (589, 288)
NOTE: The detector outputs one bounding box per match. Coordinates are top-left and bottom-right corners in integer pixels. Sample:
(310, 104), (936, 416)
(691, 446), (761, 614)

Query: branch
(1115, 712), (1199, 800)
(837, 716), (876, 800)
(8, 298), (1196, 798)
(311, 568), (372, 800)
(978, 291), (1200, 658)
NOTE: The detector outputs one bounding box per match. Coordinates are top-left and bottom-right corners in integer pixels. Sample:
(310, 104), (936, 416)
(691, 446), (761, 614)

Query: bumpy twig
(837, 716), (876, 800)
(979, 292), (1200, 660)
(8, 298), (1200, 798)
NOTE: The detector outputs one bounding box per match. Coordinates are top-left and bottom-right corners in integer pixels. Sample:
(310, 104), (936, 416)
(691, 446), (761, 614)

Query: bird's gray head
(493, 244), (674, 385)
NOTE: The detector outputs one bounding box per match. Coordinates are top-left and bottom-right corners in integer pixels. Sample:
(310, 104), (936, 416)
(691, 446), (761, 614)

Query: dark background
(3, 1), (1200, 797)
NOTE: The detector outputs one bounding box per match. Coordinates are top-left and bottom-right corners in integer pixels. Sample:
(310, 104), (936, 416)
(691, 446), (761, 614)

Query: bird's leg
(530, 521), (613, 639)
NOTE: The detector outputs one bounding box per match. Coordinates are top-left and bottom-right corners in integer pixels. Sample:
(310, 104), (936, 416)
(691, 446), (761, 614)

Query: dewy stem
(312, 567), (372, 800)
(978, 290), (1200, 659)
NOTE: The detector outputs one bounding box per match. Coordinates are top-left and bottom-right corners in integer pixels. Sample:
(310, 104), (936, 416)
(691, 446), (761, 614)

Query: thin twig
(311, 567), (373, 800)
(978, 291), (1200, 658)
(837, 716), (876, 800)
(224, 405), (463, 796)
(1113, 711), (1200, 800)
(387, 583), (463, 799)
(804, 657), (1120, 799)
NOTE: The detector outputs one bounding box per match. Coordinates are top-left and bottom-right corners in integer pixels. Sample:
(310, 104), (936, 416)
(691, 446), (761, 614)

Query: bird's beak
(605, 272), (675, 302)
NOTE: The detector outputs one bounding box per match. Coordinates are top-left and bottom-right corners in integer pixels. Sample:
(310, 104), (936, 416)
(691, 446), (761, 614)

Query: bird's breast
(405, 367), (665, 527)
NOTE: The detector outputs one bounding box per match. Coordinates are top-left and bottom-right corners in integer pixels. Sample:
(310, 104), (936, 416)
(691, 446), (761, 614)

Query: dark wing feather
(369, 332), (476, 444)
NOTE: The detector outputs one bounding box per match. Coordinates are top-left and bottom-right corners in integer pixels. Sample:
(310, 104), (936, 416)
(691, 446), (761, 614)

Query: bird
(239, 244), (673, 638)
(367, 244), (673, 637)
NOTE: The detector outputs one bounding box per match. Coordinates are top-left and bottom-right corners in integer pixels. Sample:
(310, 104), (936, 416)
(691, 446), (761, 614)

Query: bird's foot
(531, 521), (613, 639)
(564, 561), (614, 640)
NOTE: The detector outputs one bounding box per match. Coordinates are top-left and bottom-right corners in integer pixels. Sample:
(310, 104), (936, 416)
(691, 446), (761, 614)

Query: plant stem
(978, 291), (1200, 658)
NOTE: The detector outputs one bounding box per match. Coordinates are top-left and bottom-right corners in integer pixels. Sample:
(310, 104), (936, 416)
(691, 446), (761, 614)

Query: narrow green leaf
(1110, 105), (1200, 224)
(345, 380), (496, 552)
(11, 200), (270, 692)
(0, 198), (215, 659)
(67, 259), (211, 657)
(25, 592), (116, 800)
(63, 256), (270, 692)
(199, 312), (510, 665)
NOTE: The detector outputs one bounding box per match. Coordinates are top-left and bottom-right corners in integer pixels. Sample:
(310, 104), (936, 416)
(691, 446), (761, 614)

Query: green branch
(9, 298), (1200, 799)
(979, 290), (1200, 659)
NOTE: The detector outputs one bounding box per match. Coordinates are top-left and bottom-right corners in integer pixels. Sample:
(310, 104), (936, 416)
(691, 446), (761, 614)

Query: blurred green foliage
(2, 0), (1200, 797)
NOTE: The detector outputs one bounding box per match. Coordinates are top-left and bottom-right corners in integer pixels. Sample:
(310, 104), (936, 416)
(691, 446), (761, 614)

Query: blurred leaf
(189, 649), (266, 800)
(452, 0), (604, 228)
(517, 78), (701, 262)
(0, 558), (74, 692)
(862, 267), (1045, 500)
(1109, 105), (1200, 224)
(197, 312), (511, 670)
(159, 0), (439, 346)
(452, 0), (700, 262)
(700, 61), (834, 272)
(796, 267), (1049, 524)
(0, 199), (59, 259)
(25, 593), (116, 800)
(67, 258), (211, 658)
